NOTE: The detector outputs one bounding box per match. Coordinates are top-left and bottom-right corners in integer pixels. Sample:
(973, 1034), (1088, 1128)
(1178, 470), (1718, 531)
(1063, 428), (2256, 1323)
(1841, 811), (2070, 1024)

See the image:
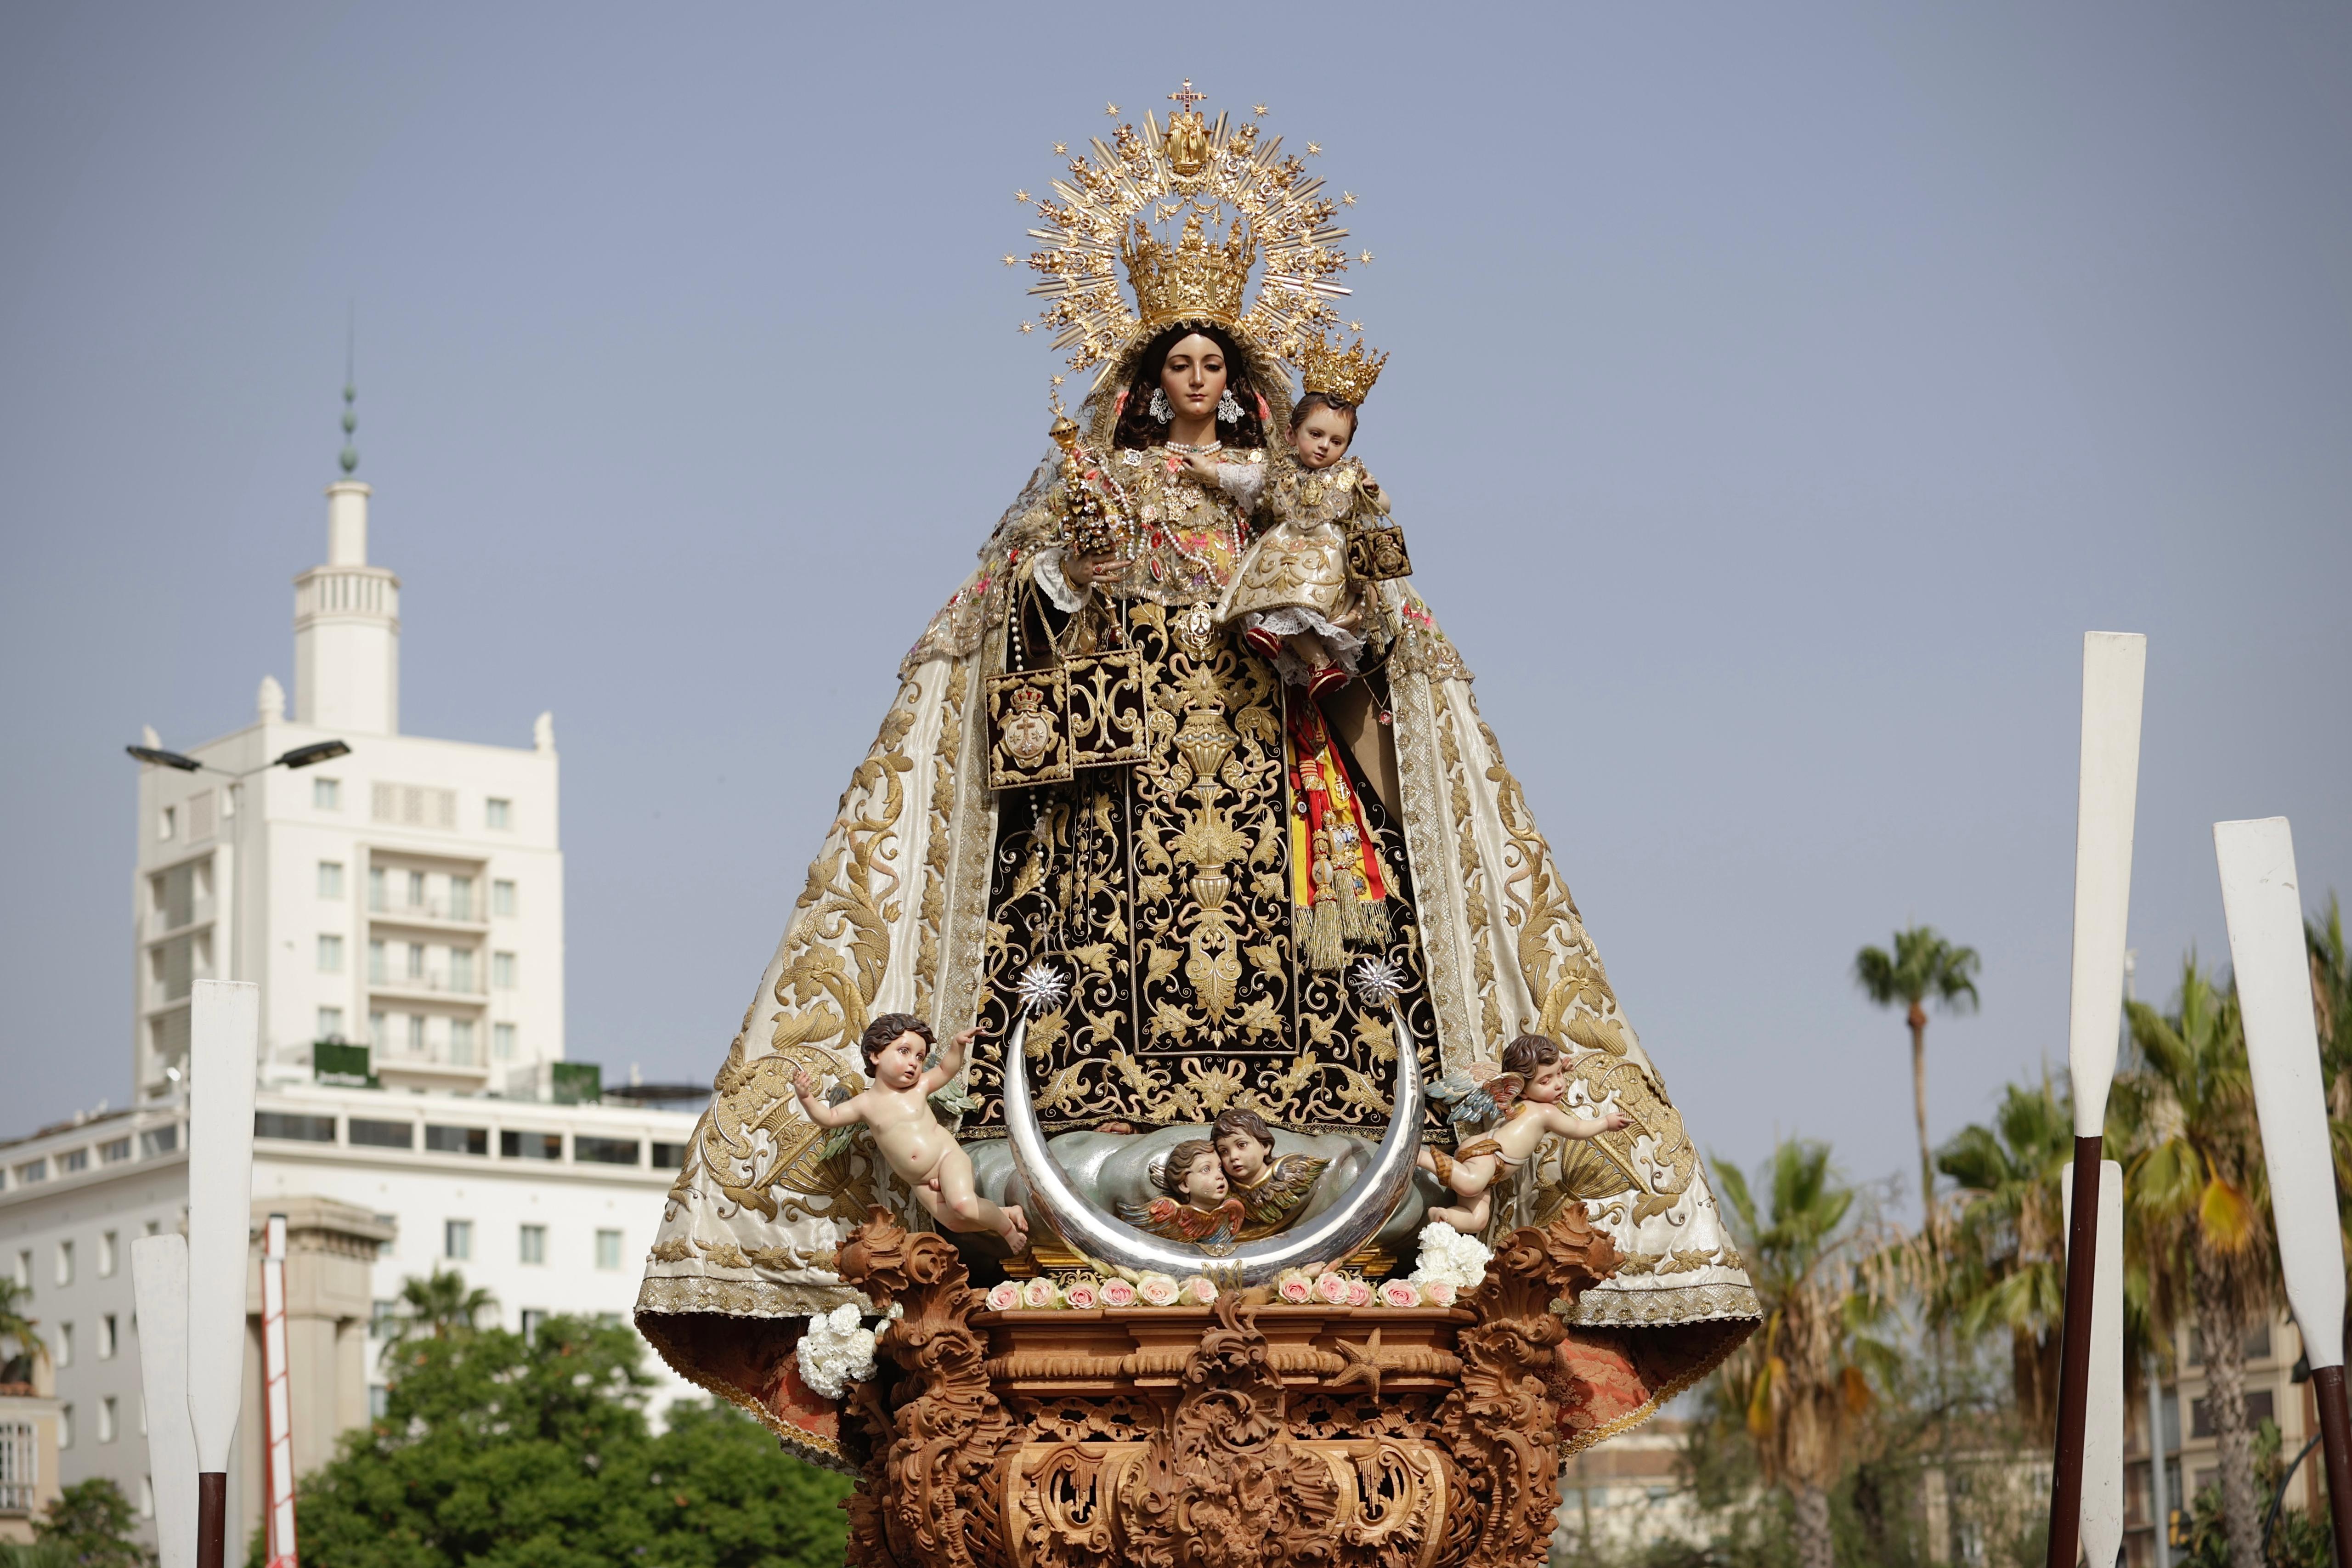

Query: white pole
(2212, 816), (2352, 1562)
(2065, 1160), (2127, 1568)
(260, 1214), (297, 1568)
(188, 979), (258, 1568)
(130, 1233), (198, 1568)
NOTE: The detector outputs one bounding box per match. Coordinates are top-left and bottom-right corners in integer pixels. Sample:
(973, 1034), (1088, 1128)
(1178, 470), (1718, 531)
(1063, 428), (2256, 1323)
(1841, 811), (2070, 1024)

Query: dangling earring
(1148, 387), (1173, 423)
(1216, 387), (1242, 425)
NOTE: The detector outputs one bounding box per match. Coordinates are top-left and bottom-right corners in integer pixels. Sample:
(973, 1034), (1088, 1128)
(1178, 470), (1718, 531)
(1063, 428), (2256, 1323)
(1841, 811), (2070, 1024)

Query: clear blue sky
(4, 4), (2346, 1226)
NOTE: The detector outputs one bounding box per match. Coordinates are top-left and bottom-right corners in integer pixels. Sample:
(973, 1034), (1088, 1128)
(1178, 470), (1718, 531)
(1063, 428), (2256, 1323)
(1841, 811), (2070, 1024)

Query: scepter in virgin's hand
(2214, 817), (2352, 1568)
(2045, 632), (2147, 1568)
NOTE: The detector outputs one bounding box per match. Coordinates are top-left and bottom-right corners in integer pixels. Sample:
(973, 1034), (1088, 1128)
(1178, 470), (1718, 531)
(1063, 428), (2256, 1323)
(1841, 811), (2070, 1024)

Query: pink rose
(1275, 1272), (1314, 1305)
(1019, 1276), (1061, 1310)
(1099, 1278), (1139, 1308)
(1137, 1273), (1181, 1307)
(1345, 1277), (1374, 1307)
(1422, 1281), (1459, 1308)
(984, 1281), (1022, 1312)
(1062, 1279), (1101, 1311)
(1312, 1271), (1353, 1306)
(1179, 1276), (1217, 1306)
(1377, 1279), (1423, 1309)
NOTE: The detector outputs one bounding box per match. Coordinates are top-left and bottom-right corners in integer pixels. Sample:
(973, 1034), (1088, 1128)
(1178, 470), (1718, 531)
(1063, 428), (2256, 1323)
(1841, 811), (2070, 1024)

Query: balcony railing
(367, 971), (486, 999)
(150, 897), (216, 937)
(367, 897), (487, 926)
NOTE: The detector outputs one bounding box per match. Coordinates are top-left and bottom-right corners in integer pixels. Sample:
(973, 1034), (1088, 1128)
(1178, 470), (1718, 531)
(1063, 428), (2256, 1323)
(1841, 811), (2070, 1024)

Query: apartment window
(369, 1386), (389, 1419)
(317, 934), (345, 973)
(369, 1300), (398, 1338)
(406, 1015), (426, 1053)
(58, 1404), (73, 1450)
(595, 1230), (623, 1271)
(577, 1137), (639, 1166)
(444, 1220), (473, 1262)
(493, 951), (517, 989)
(158, 805), (176, 841)
(449, 948), (476, 994)
(313, 777), (340, 810)
(368, 867), (385, 911)
(13, 1160), (45, 1186)
(56, 1241), (73, 1287)
(139, 1476), (154, 1519)
(519, 1224), (547, 1265)
(317, 1006), (346, 1040)
(99, 1138), (131, 1164)
(98, 1233), (117, 1278)
(368, 940), (386, 984)
(486, 798), (512, 830)
(519, 1309), (546, 1343)
(2191, 1389), (2275, 1439)
(139, 1125), (177, 1157)
(55, 1323), (73, 1368)
(424, 1125), (487, 1156)
(493, 879), (517, 917)
(406, 942), (425, 979)
(99, 1397), (117, 1444)
(368, 1009), (387, 1046)
(317, 860), (345, 900)
(401, 870), (424, 908)
(12, 1250), (29, 1291)
(493, 1023), (517, 1062)
(348, 1119), (413, 1150)
(98, 1314), (117, 1359)
(652, 1141), (687, 1171)
(449, 1019), (476, 1066)
(449, 876), (474, 920)
(501, 1131), (563, 1162)
(59, 1149), (89, 1174)
(254, 1112), (336, 1143)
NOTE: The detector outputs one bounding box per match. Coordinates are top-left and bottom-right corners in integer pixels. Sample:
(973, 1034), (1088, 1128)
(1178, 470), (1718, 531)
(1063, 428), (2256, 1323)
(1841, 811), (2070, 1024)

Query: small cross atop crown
(1167, 79), (1207, 113)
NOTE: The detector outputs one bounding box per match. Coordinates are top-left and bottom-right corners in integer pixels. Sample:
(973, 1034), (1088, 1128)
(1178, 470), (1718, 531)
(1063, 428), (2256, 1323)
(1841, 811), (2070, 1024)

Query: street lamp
(125, 738), (351, 776)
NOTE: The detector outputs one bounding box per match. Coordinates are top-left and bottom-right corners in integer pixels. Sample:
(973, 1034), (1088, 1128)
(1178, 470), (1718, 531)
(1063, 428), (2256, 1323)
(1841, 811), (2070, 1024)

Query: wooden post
(2045, 633), (2147, 1568)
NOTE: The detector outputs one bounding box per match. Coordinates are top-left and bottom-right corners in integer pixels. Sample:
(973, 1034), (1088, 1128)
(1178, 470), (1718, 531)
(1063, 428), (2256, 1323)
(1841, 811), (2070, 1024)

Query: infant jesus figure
(1416, 1032), (1631, 1234)
(792, 1012), (1028, 1250)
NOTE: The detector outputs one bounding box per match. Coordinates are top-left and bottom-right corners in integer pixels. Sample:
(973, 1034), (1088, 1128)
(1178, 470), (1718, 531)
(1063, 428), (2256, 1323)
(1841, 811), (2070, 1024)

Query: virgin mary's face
(1158, 333), (1228, 422)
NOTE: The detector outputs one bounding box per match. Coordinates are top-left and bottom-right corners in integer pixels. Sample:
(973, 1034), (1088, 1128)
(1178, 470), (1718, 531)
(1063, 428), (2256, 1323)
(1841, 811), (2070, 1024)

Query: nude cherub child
(792, 1012), (1028, 1250)
(1120, 1138), (1246, 1246)
(1416, 1032), (1631, 1234)
(1208, 391), (1384, 696)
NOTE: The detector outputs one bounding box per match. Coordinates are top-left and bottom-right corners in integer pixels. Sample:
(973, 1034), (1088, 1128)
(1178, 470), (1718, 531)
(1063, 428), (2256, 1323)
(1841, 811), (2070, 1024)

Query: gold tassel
(1304, 897), (1346, 971)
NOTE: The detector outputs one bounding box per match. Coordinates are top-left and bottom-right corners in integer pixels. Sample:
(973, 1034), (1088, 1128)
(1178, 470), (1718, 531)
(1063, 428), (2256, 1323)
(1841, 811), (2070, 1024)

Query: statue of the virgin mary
(637, 87), (1759, 1472)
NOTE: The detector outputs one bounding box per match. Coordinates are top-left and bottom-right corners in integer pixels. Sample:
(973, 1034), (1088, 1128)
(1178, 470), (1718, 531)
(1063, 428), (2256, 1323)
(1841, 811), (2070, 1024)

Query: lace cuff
(1033, 548), (1086, 613)
(1216, 461), (1267, 511)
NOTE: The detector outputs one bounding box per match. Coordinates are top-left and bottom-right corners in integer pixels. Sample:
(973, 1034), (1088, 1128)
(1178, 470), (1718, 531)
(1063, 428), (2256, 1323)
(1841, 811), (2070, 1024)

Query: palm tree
(1933, 1073), (2073, 1438)
(0, 1277), (45, 1385)
(1714, 1138), (1903, 1568)
(381, 1267), (498, 1362)
(1854, 926), (1981, 1246)
(2111, 956), (2275, 1568)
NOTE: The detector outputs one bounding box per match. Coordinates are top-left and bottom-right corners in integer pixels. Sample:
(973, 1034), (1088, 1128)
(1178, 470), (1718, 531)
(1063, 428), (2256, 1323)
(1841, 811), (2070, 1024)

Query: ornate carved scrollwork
(833, 1204), (1625, 1568)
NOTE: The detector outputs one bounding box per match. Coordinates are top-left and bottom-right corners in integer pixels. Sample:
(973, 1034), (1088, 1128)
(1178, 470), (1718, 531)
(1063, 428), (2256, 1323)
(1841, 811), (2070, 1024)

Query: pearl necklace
(1164, 437), (1223, 456)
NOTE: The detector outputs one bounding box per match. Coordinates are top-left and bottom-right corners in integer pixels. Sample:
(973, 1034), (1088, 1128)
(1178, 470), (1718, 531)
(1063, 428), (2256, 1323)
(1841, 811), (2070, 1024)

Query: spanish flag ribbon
(1285, 694), (1392, 970)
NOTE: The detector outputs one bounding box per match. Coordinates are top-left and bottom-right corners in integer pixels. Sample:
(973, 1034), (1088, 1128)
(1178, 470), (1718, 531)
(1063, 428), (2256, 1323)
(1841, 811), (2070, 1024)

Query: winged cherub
(1416, 1032), (1630, 1234)
(1119, 1138), (1246, 1247)
(792, 1013), (1029, 1250)
(1212, 1108), (1332, 1239)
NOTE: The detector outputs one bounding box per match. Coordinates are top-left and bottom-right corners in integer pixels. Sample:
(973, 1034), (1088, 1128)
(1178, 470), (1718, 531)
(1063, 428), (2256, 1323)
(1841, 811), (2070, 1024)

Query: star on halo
(1002, 254), (1018, 266)
(1014, 189), (1030, 203)
(1052, 142), (1068, 155)
(1306, 142), (1323, 156)
(1253, 103), (1269, 116)
(1348, 321), (1364, 333)
(1018, 322), (1035, 334)
(1359, 251), (1375, 264)
(1342, 192), (1357, 206)
(1104, 102), (1120, 116)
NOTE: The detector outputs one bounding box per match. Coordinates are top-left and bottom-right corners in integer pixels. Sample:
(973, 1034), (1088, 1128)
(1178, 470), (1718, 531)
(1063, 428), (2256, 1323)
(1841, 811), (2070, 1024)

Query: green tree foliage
(273, 1291), (849, 1568)
(378, 1265), (498, 1359)
(1853, 926), (1981, 1246)
(28, 1477), (151, 1568)
(1933, 1074), (2071, 1435)
(0, 1276), (45, 1383)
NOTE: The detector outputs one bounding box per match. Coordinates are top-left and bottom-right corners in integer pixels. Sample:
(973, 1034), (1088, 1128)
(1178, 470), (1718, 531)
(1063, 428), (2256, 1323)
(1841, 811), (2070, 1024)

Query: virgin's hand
(1073, 554), (1126, 589)
(1181, 455), (1221, 485)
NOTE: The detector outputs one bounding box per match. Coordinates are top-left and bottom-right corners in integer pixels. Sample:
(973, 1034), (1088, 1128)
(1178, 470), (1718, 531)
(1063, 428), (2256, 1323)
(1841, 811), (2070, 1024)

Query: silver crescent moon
(1002, 998), (1425, 1285)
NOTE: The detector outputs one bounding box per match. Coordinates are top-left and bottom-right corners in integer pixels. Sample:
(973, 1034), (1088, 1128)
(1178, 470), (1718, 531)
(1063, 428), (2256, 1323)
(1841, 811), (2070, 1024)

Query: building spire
(338, 305), (359, 476)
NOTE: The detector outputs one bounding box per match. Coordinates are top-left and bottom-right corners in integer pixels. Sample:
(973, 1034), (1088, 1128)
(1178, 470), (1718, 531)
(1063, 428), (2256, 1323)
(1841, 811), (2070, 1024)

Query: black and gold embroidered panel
(967, 600), (1438, 1137)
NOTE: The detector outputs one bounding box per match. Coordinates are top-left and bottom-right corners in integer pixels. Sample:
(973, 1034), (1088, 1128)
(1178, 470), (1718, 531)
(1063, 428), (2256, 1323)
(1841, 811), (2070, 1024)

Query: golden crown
(1122, 209), (1254, 331)
(1018, 82), (1357, 376)
(1293, 333), (1387, 407)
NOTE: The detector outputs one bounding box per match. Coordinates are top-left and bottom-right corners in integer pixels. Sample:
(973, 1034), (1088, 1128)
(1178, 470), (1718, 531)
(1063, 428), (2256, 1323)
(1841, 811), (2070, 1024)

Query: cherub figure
(1416, 1032), (1631, 1234)
(1212, 1108), (1332, 1240)
(792, 1013), (1028, 1250)
(1120, 1138), (1246, 1247)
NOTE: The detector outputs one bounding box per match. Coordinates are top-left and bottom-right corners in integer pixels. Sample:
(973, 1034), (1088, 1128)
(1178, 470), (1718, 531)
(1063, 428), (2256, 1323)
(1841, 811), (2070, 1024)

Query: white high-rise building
(130, 476), (565, 1098)
(1, 439), (701, 1551)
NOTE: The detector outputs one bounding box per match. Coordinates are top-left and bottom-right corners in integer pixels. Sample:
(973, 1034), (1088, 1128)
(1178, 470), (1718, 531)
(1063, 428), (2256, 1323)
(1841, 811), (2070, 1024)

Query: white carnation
(795, 1302), (878, 1400)
(1407, 1221), (1493, 1290)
